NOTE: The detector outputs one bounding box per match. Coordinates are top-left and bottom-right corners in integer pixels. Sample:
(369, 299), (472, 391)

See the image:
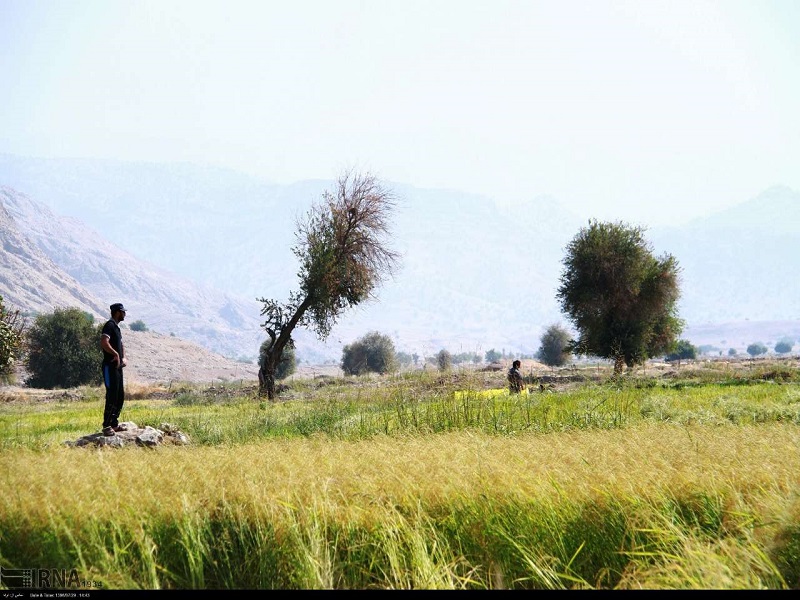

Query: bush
(536, 323), (572, 367)
(666, 339), (697, 364)
(774, 339), (793, 354)
(484, 348), (502, 363)
(746, 342), (768, 357)
(452, 351), (479, 365)
(728, 348), (738, 357)
(436, 349), (452, 372)
(396, 351), (413, 368)
(129, 320), (148, 332)
(259, 341), (296, 380)
(1, 295), (26, 383)
(341, 331), (398, 375)
(25, 307), (102, 389)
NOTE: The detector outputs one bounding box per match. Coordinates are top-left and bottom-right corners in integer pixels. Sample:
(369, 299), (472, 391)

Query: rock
(66, 422), (190, 449)
(135, 426), (163, 447)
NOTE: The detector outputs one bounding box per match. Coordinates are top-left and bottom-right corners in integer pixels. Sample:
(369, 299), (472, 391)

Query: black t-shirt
(101, 319), (123, 365)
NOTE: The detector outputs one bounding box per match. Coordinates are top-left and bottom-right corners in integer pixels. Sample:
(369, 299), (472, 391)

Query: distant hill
(1, 186), (272, 361)
(650, 185), (800, 325)
(0, 192), (106, 316)
(1, 153), (798, 362)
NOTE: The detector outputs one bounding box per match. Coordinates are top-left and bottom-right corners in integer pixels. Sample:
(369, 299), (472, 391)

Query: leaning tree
(257, 170), (400, 399)
(557, 220), (683, 376)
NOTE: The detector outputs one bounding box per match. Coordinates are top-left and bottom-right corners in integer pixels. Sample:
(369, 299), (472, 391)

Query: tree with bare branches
(257, 171), (400, 399)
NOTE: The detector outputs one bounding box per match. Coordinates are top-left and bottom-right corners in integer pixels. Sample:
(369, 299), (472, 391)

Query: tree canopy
(557, 220), (683, 376)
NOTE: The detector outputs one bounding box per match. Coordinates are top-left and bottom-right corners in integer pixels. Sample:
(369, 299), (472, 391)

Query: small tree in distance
(665, 339), (697, 367)
(259, 340), (296, 380)
(257, 171), (400, 399)
(396, 351), (413, 368)
(484, 348), (502, 363)
(774, 339), (793, 355)
(746, 342), (768, 357)
(536, 323), (572, 367)
(436, 349), (452, 372)
(341, 331), (398, 375)
(129, 320), (148, 332)
(557, 220), (683, 376)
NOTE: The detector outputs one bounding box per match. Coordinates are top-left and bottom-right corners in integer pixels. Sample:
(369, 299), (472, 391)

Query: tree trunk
(258, 360), (277, 400)
(613, 355), (625, 377)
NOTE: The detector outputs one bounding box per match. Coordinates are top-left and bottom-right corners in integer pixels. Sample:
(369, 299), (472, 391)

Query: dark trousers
(102, 364), (125, 428)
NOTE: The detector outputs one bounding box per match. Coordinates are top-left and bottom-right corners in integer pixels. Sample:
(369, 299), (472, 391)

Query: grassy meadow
(1, 359), (799, 590)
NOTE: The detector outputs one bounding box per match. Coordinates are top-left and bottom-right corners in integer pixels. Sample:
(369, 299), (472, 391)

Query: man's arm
(100, 334), (121, 366)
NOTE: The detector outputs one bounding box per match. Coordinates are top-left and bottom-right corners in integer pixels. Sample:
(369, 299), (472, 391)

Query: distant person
(100, 303), (127, 436)
(507, 359), (524, 394)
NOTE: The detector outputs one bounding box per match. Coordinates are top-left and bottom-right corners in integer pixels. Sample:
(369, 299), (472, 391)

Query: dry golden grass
(3, 423), (798, 527)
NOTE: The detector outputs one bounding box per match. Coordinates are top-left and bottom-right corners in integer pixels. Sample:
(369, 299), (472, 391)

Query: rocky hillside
(2, 154), (799, 364)
(1, 186), (274, 361)
(0, 195), (106, 316)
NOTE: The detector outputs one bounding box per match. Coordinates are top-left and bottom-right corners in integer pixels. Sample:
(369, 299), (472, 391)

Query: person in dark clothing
(100, 303), (127, 436)
(507, 359), (524, 394)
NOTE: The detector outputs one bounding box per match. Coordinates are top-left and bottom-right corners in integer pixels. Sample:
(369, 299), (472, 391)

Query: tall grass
(1, 423), (799, 589)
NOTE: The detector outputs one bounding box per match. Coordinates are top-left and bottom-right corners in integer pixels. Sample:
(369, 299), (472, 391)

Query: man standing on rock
(100, 303), (127, 436)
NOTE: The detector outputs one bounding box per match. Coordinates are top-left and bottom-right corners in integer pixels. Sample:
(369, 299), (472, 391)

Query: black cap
(110, 303), (126, 313)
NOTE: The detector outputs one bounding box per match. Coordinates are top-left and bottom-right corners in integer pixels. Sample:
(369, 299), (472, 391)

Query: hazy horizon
(2, 0), (799, 228)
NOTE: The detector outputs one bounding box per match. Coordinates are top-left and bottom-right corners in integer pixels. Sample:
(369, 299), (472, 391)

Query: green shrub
(774, 340), (793, 355)
(259, 341), (296, 380)
(396, 351), (413, 368)
(436, 349), (452, 372)
(666, 339), (697, 364)
(24, 307), (102, 389)
(341, 331), (398, 375)
(129, 320), (148, 332)
(537, 323), (572, 367)
(0, 295), (26, 383)
(484, 348), (502, 363)
(746, 343), (768, 357)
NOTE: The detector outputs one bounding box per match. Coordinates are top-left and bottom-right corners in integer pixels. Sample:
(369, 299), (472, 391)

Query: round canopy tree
(25, 307), (102, 389)
(536, 323), (572, 367)
(557, 220), (683, 376)
(665, 338), (697, 367)
(341, 330), (398, 376)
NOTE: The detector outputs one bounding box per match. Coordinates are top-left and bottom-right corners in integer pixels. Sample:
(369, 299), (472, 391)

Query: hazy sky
(1, 0), (798, 226)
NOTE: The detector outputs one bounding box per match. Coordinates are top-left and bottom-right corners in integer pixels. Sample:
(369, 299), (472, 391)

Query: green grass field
(1, 361), (799, 589)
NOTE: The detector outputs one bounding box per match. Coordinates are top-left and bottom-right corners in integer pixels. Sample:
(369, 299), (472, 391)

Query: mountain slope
(0, 191), (106, 316)
(1, 153), (798, 362)
(650, 186), (800, 324)
(1, 186), (271, 360)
